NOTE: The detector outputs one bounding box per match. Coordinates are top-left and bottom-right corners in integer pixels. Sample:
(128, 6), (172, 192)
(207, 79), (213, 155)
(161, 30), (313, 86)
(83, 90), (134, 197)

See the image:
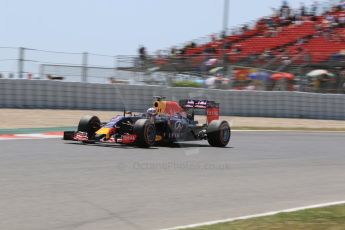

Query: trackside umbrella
(307, 69), (334, 78)
(248, 71), (270, 81)
(209, 66), (223, 74)
(270, 72), (294, 80)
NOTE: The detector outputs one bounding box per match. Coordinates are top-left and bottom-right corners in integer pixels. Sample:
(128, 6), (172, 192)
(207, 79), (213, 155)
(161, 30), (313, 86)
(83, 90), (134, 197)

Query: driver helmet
(147, 107), (157, 116)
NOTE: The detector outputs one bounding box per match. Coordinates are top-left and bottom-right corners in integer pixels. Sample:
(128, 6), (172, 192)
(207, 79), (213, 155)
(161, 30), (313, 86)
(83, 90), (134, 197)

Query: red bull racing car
(63, 97), (231, 148)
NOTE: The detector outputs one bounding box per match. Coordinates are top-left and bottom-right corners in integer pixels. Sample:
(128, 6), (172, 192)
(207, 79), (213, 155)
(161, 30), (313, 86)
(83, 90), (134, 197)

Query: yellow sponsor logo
(96, 127), (112, 139)
(155, 135), (162, 141)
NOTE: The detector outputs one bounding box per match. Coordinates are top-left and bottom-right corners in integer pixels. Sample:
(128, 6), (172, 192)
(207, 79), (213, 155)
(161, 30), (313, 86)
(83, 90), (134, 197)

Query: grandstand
(115, 0), (344, 93)
(118, 1), (343, 69)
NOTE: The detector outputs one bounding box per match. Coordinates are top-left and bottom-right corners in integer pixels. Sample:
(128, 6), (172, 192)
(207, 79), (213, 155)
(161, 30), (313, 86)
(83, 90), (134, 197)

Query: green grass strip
(187, 204), (345, 230)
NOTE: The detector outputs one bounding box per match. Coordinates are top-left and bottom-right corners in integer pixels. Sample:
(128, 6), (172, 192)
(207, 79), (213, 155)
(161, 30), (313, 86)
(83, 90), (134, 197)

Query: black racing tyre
(133, 119), (156, 148)
(206, 120), (231, 147)
(77, 115), (101, 139)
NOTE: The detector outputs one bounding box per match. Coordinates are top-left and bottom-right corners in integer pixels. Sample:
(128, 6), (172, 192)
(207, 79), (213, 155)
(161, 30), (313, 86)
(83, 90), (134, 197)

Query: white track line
(15, 133), (61, 138)
(160, 200), (345, 230)
(0, 134), (61, 140)
(0, 137), (61, 140)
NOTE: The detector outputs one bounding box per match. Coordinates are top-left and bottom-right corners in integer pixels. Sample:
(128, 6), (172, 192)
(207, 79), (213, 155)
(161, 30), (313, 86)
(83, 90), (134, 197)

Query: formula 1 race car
(63, 97), (231, 148)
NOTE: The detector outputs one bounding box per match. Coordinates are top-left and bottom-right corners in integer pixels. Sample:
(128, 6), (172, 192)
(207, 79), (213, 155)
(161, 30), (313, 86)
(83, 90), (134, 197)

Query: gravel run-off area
(1, 109), (345, 130)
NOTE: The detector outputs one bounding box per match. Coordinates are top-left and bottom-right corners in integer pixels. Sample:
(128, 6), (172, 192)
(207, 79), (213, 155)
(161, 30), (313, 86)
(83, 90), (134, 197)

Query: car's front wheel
(77, 115), (101, 140)
(133, 119), (156, 148)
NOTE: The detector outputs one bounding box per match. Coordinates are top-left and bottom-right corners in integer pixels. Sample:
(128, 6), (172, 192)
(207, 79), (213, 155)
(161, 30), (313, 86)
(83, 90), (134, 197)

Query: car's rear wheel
(206, 120), (231, 147)
(133, 119), (156, 148)
(77, 115), (101, 140)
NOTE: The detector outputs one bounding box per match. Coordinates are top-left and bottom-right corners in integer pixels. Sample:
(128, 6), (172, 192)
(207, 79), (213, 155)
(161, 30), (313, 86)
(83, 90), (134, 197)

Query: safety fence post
(17, 47), (25, 79)
(82, 52), (88, 82)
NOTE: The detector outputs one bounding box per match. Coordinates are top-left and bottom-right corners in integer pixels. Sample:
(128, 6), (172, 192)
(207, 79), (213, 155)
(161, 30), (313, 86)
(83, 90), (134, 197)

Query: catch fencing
(1, 79), (344, 120)
(1, 47), (344, 93)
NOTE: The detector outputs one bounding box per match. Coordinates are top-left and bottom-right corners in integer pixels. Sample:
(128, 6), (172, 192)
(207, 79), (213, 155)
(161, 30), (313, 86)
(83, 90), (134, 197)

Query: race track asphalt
(0, 131), (344, 230)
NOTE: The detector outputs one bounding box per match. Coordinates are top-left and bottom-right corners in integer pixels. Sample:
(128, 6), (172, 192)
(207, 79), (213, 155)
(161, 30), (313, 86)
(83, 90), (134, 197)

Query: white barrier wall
(1, 79), (345, 120)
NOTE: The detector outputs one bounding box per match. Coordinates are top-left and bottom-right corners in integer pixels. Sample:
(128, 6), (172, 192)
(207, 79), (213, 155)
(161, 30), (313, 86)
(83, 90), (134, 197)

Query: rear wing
(179, 99), (220, 124)
(179, 99), (219, 109)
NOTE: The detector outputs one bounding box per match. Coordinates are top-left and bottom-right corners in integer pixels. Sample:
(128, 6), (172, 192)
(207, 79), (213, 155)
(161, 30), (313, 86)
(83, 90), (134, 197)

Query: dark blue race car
(63, 97), (231, 148)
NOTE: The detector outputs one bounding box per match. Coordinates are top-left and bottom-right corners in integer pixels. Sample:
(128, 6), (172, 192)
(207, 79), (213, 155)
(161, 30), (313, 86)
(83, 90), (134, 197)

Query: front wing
(63, 131), (137, 144)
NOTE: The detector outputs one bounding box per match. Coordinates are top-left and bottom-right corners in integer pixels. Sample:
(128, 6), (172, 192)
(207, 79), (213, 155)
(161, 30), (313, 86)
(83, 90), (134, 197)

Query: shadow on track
(162, 142), (232, 148)
(65, 142), (159, 150)
(64, 141), (232, 149)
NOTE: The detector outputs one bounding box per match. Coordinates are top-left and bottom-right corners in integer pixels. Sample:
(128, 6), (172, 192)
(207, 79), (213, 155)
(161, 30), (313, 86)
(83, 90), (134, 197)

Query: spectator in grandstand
(255, 18), (270, 33)
(270, 7), (280, 17)
(311, 1), (318, 16)
(190, 42), (196, 49)
(314, 21), (323, 36)
(210, 34), (216, 42)
(263, 17), (280, 36)
(336, 0), (345, 10)
(293, 11), (304, 25)
(241, 24), (249, 33)
(221, 30), (227, 39)
(331, 49), (345, 61)
(138, 45), (148, 68)
(154, 50), (167, 66)
(303, 52), (311, 64)
(224, 40), (232, 50)
(317, 73), (336, 93)
(204, 46), (217, 55)
(179, 42), (197, 56)
(178, 47), (186, 55)
(170, 47), (177, 57)
(326, 14), (336, 25)
(27, 73), (32, 80)
(281, 54), (292, 65)
(339, 14), (345, 27)
(231, 44), (242, 54)
(260, 49), (273, 59)
(257, 49), (273, 65)
(294, 39), (305, 55)
(340, 70), (345, 93)
(280, 0), (291, 19)
(299, 3), (306, 17)
(296, 37), (305, 46)
(265, 24), (278, 37)
(320, 15), (333, 39)
(138, 46), (147, 61)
